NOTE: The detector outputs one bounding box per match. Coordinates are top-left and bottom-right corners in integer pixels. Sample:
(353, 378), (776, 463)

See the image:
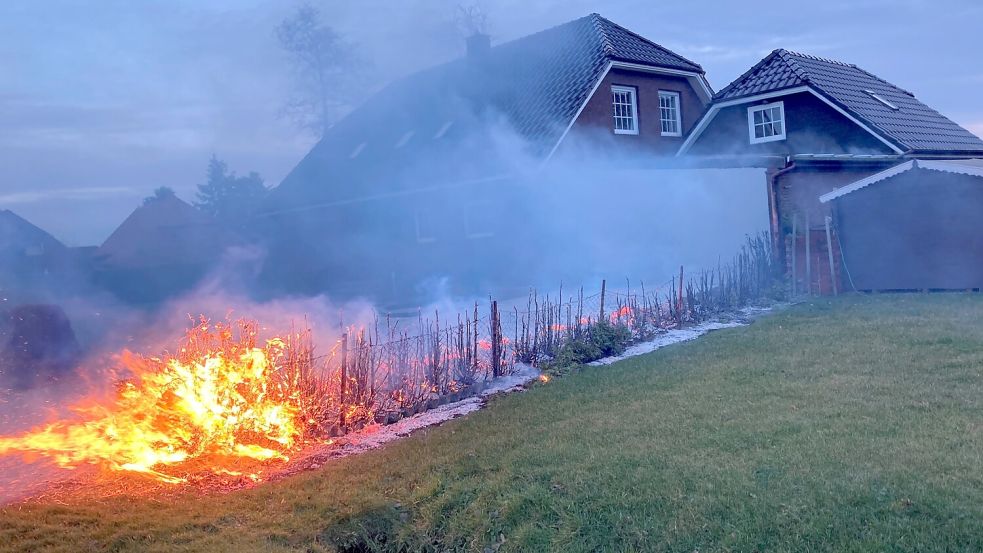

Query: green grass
(3, 294), (983, 552)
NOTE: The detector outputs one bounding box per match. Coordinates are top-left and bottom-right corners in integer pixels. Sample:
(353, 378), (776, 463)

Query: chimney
(466, 33), (491, 60)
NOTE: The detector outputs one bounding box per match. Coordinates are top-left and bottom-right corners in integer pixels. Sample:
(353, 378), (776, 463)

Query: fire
(610, 305), (632, 322)
(0, 318), (313, 484)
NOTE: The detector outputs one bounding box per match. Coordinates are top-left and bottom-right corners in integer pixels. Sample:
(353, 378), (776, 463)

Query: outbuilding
(820, 159), (983, 291)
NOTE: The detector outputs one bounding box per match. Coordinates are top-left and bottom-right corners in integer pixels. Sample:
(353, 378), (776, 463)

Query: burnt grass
(3, 294), (983, 552)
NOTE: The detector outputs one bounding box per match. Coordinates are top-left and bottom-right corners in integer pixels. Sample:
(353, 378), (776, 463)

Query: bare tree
(455, 3), (489, 36)
(276, 3), (356, 137)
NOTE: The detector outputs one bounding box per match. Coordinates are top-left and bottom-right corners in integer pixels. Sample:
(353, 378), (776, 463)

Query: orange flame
(610, 305), (632, 322)
(0, 319), (308, 484)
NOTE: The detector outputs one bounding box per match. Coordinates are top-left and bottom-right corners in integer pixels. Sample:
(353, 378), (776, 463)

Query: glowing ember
(0, 318), (316, 484)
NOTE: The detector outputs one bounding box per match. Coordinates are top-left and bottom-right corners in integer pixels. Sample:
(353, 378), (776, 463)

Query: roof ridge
(781, 49), (854, 67)
(776, 49), (811, 84)
(851, 65), (916, 97)
(714, 49), (787, 99)
(590, 13), (703, 72)
(783, 49), (916, 97)
(587, 13), (616, 57)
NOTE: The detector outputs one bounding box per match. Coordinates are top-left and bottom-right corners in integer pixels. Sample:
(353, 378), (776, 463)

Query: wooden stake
(678, 265), (685, 315)
(599, 279), (606, 322)
(490, 300), (501, 378)
(804, 211), (812, 296)
(791, 213), (798, 296)
(824, 215), (838, 296)
(339, 332), (348, 429)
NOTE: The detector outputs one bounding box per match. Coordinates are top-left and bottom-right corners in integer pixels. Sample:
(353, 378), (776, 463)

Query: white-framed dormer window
(611, 85), (638, 135)
(659, 91), (682, 137)
(747, 101), (786, 144)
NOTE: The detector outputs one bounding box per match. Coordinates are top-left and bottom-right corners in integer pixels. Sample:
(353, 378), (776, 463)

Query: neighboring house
(819, 160), (983, 291)
(94, 194), (239, 304)
(261, 13), (713, 303)
(679, 49), (983, 294)
(0, 209), (74, 297)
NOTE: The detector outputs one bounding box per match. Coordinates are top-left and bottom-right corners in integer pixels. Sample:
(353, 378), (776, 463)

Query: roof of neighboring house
(820, 158), (983, 202)
(712, 49), (983, 154)
(0, 210), (67, 258)
(270, 13), (705, 210)
(96, 195), (237, 268)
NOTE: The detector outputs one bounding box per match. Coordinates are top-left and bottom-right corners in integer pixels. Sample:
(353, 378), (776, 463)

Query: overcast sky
(2, 0), (981, 245)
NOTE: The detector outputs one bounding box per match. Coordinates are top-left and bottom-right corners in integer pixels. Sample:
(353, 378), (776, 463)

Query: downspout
(768, 158), (796, 268)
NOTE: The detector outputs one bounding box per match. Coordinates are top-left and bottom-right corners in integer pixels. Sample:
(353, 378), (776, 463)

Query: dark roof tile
(272, 14), (703, 206)
(714, 49), (983, 153)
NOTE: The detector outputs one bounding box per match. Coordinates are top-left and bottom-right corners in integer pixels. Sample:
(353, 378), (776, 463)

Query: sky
(1, 0), (981, 245)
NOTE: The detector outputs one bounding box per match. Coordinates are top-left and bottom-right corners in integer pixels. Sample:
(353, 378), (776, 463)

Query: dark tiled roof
(271, 14), (703, 207)
(0, 210), (66, 257)
(96, 195), (236, 268)
(591, 15), (701, 72)
(715, 49), (983, 154)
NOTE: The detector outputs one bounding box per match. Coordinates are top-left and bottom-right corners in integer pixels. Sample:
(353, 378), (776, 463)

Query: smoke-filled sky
(2, 0), (981, 245)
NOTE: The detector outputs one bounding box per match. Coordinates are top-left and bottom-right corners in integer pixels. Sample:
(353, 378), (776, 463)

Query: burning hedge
(0, 319), (323, 483)
(0, 234), (778, 487)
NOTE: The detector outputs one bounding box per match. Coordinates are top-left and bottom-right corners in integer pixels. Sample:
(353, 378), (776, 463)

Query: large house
(0, 209), (84, 301)
(260, 14), (719, 302)
(73, 15), (983, 304)
(679, 49), (983, 293)
(93, 194), (240, 305)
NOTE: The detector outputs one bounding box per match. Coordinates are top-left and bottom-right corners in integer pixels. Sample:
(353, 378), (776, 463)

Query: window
(659, 91), (682, 136)
(414, 209), (436, 244)
(433, 121), (454, 139)
(465, 202), (495, 239)
(395, 131), (414, 149)
(864, 90), (900, 111)
(611, 85), (638, 135)
(747, 101), (786, 144)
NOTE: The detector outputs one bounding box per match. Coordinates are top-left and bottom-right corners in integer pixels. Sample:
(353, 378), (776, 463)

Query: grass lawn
(3, 294), (983, 552)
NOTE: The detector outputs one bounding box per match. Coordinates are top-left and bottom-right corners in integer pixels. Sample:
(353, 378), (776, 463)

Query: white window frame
(464, 201), (495, 240)
(414, 210), (436, 244)
(658, 90), (682, 137)
(747, 101), (786, 144)
(611, 85), (639, 135)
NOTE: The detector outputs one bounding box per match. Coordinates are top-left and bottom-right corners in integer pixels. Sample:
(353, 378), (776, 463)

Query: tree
(143, 186), (177, 206)
(276, 3), (357, 137)
(455, 3), (489, 36)
(195, 156), (269, 223)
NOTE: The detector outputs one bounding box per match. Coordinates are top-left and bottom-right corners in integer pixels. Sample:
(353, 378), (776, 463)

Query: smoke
(0, 4), (773, 441)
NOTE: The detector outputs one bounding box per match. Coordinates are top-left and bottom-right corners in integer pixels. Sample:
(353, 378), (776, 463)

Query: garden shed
(820, 159), (983, 291)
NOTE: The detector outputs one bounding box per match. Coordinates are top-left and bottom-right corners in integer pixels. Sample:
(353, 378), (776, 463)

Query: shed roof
(820, 159), (983, 203)
(711, 49), (983, 154)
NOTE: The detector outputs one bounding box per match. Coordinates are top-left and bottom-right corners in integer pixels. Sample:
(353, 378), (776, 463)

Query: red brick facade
(568, 68), (707, 155)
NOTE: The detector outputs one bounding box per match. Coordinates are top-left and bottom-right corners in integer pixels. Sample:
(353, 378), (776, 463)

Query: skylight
(395, 131), (415, 149)
(864, 90), (900, 111)
(433, 121), (454, 139)
(349, 142), (366, 159)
